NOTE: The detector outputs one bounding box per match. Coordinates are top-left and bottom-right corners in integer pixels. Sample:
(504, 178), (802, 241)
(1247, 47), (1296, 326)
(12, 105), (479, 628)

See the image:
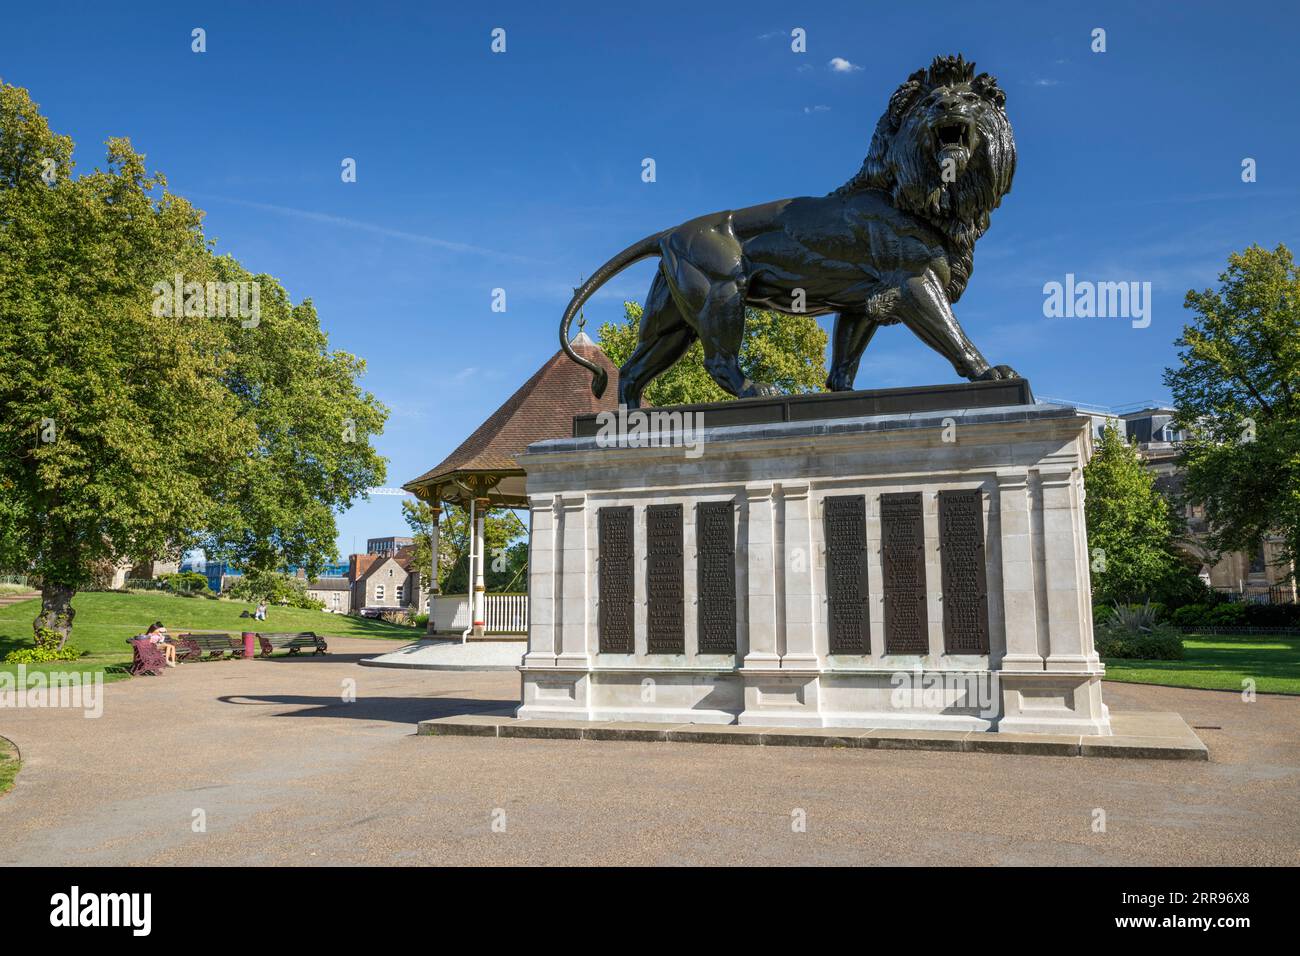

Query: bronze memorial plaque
(881, 492), (929, 654)
(938, 490), (990, 654)
(646, 504), (684, 654)
(825, 495), (869, 654)
(696, 500), (736, 654)
(598, 506), (634, 654)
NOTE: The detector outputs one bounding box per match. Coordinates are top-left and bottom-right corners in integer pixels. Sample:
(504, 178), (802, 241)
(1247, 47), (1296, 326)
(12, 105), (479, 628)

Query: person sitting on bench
(142, 621), (176, 667)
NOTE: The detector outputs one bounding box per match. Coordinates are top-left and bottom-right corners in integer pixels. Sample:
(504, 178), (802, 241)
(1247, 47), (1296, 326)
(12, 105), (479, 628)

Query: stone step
(417, 710), (1208, 760)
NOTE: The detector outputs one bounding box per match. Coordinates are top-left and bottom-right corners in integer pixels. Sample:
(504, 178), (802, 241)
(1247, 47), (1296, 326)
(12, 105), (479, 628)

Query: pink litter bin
(242, 632), (256, 659)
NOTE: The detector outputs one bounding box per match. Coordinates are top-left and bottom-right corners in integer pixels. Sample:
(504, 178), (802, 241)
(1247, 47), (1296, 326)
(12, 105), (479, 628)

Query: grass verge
(0, 736), (19, 796)
(1, 590), (415, 680)
(1103, 632), (1300, 695)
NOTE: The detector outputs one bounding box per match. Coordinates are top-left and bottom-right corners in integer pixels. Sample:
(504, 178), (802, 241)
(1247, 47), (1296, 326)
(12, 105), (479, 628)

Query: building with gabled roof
(403, 331), (619, 509)
(402, 331), (620, 636)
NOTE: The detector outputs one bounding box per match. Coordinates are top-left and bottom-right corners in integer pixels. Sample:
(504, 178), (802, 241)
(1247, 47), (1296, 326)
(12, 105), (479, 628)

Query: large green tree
(598, 302), (828, 406)
(0, 82), (387, 643)
(1164, 244), (1300, 579)
(1083, 424), (1201, 605)
(199, 254), (388, 579)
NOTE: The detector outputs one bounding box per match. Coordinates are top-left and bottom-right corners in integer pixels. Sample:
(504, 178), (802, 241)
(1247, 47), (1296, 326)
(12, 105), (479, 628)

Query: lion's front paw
(826, 369), (855, 392)
(973, 365), (1020, 382)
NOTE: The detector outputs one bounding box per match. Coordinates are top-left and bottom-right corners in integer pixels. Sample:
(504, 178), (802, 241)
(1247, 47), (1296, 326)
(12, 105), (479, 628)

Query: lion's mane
(833, 55), (1016, 302)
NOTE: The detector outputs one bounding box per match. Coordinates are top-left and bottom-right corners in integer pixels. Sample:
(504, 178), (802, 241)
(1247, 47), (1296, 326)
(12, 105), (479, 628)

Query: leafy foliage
(4, 627), (81, 663)
(1168, 601), (1300, 629)
(401, 499), (527, 593)
(1094, 623), (1184, 661)
(1164, 244), (1300, 580)
(597, 301), (828, 406)
(1169, 602), (1246, 628)
(226, 571), (324, 609)
(0, 82), (386, 644)
(1235, 603), (1300, 628)
(198, 257), (389, 579)
(1109, 600), (1160, 632)
(1084, 424), (1206, 605)
(1093, 599), (1184, 661)
(158, 571), (210, 594)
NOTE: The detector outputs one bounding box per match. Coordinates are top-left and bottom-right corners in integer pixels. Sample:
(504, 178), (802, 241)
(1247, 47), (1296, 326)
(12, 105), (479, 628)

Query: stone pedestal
(515, 384), (1111, 735)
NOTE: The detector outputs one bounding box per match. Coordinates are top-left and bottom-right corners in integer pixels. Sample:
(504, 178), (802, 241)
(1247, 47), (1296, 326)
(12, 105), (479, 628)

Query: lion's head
(835, 54), (1016, 301)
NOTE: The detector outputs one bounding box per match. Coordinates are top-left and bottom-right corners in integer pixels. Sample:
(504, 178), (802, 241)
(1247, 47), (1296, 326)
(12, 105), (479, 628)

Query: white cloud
(828, 57), (861, 73)
(804, 105), (831, 114)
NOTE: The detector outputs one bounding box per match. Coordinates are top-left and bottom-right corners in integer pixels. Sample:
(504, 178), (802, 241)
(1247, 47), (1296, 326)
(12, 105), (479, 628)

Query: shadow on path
(255, 652), (391, 665)
(217, 693), (515, 724)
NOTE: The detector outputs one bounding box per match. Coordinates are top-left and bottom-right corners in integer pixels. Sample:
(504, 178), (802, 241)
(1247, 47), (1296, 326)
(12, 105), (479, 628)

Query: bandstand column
(426, 502), (441, 635)
(472, 497), (489, 637)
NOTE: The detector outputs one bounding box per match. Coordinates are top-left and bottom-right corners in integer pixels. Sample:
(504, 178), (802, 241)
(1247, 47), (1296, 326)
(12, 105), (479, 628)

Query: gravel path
(1, 640), (1295, 866)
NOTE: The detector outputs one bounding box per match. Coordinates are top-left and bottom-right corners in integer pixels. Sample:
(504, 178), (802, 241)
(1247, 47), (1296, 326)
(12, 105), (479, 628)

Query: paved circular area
(0, 639), (1296, 866)
(361, 638), (525, 671)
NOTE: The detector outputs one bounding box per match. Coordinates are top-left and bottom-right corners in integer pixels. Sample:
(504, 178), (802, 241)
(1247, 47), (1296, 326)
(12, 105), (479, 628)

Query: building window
(396, 585), (404, 603)
(375, 584), (385, 602)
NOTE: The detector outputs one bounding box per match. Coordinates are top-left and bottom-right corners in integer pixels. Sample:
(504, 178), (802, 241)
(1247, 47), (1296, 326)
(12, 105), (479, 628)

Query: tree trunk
(34, 583), (77, 649)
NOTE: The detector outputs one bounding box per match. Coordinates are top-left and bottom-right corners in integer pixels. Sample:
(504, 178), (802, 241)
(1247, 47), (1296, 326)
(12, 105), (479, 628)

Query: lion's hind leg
(661, 245), (779, 401)
(617, 270), (697, 409)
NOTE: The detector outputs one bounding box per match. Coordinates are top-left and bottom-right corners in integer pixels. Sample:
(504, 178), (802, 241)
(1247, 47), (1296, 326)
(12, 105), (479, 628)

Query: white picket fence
(429, 593), (528, 634)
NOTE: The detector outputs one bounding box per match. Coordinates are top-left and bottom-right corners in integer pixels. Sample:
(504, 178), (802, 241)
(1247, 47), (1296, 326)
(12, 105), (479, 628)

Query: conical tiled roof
(403, 333), (619, 506)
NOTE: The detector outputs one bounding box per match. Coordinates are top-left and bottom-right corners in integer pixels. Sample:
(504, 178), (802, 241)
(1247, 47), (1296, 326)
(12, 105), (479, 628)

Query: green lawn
(0, 737), (18, 796)
(0, 591), (415, 681)
(1104, 632), (1300, 695)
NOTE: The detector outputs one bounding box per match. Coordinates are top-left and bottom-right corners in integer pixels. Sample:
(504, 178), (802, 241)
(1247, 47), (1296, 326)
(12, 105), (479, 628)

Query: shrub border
(1173, 626), (1300, 636)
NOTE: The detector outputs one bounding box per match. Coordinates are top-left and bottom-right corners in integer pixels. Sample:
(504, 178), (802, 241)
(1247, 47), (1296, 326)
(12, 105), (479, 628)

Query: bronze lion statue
(560, 54), (1018, 408)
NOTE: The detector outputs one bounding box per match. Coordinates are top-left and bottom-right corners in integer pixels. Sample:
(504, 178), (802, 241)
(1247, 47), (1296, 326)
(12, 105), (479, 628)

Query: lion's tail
(560, 232), (665, 398)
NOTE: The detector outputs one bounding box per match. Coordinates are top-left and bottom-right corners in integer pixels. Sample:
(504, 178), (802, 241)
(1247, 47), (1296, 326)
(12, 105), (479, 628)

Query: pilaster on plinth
(554, 493), (592, 669)
(1039, 469), (1103, 675)
(521, 494), (558, 668)
(742, 484), (780, 671)
(997, 466), (1110, 735)
(995, 471), (1044, 673)
(778, 482), (819, 671)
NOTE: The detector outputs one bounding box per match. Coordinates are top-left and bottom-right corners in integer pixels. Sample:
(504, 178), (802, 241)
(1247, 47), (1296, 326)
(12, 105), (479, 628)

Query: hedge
(1094, 623), (1184, 660)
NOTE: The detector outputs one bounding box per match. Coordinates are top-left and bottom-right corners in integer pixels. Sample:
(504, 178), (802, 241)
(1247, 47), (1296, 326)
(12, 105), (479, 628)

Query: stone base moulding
(515, 382), (1114, 735)
(419, 711), (1208, 760)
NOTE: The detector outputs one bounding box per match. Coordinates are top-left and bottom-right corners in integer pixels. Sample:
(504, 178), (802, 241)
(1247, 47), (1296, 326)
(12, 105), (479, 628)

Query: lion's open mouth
(935, 121), (973, 149)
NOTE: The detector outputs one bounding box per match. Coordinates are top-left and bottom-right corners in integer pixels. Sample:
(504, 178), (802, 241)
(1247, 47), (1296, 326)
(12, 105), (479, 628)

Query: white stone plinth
(515, 400), (1110, 735)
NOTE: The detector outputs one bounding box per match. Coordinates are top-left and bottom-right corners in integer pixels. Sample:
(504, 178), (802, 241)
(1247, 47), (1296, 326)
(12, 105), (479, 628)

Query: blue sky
(4, 1), (1297, 559)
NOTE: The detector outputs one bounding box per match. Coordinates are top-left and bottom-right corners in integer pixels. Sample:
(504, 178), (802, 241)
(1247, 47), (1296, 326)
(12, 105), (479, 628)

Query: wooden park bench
(126, 638), (168, 676)
(176, 632), (244, 661)
(257, 632), (328, 657)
